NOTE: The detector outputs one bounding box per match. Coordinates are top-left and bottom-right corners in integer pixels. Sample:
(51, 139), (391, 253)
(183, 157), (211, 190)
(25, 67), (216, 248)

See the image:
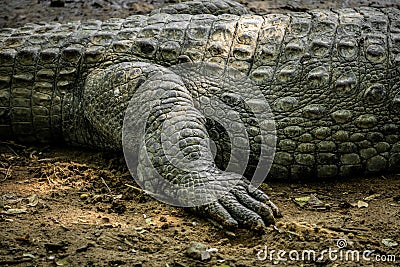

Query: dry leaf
(357, 200), (369, 208)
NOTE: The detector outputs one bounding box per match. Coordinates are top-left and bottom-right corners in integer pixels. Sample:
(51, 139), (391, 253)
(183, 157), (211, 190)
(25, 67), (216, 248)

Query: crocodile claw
(192, 179), (280, 230)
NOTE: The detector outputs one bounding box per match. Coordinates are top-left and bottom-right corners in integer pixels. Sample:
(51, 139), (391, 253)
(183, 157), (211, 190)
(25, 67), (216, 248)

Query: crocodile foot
(85, 61), (280, 229)
(193, 178), (281, 230)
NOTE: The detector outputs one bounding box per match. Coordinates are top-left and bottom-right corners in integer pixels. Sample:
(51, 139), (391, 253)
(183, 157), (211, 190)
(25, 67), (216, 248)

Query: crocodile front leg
(84, 61), (280, 229)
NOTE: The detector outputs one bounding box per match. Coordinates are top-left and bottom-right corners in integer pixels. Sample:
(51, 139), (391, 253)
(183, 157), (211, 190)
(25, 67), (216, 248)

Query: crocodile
(0, 0), (400, 229)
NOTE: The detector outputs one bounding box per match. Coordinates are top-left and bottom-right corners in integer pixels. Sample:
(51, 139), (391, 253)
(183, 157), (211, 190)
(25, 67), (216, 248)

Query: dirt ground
(1, 1), (400, 266)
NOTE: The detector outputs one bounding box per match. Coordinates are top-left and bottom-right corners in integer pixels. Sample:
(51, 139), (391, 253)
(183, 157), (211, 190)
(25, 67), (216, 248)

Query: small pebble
(185, 241), (211, 261)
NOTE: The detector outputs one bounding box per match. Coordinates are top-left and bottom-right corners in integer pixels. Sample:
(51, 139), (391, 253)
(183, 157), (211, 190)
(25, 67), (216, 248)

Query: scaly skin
(0, 0), (399, 228)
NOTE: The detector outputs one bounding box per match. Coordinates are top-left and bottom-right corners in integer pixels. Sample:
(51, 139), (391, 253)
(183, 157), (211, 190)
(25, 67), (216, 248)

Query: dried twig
(5, 145), (18, 157)
(37, 157), (67, 162)
(0, 165), (12, 182)
(101, 177), (112, 194)
(326, 226), (369, 234)
(0, 141), (26, 149)
(46, 172), (55, 184)
(125, 183), (144, 192)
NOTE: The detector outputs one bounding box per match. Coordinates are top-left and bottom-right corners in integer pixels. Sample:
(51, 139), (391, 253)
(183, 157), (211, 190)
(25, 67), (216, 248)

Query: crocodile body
(1, 1), (399, 228)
